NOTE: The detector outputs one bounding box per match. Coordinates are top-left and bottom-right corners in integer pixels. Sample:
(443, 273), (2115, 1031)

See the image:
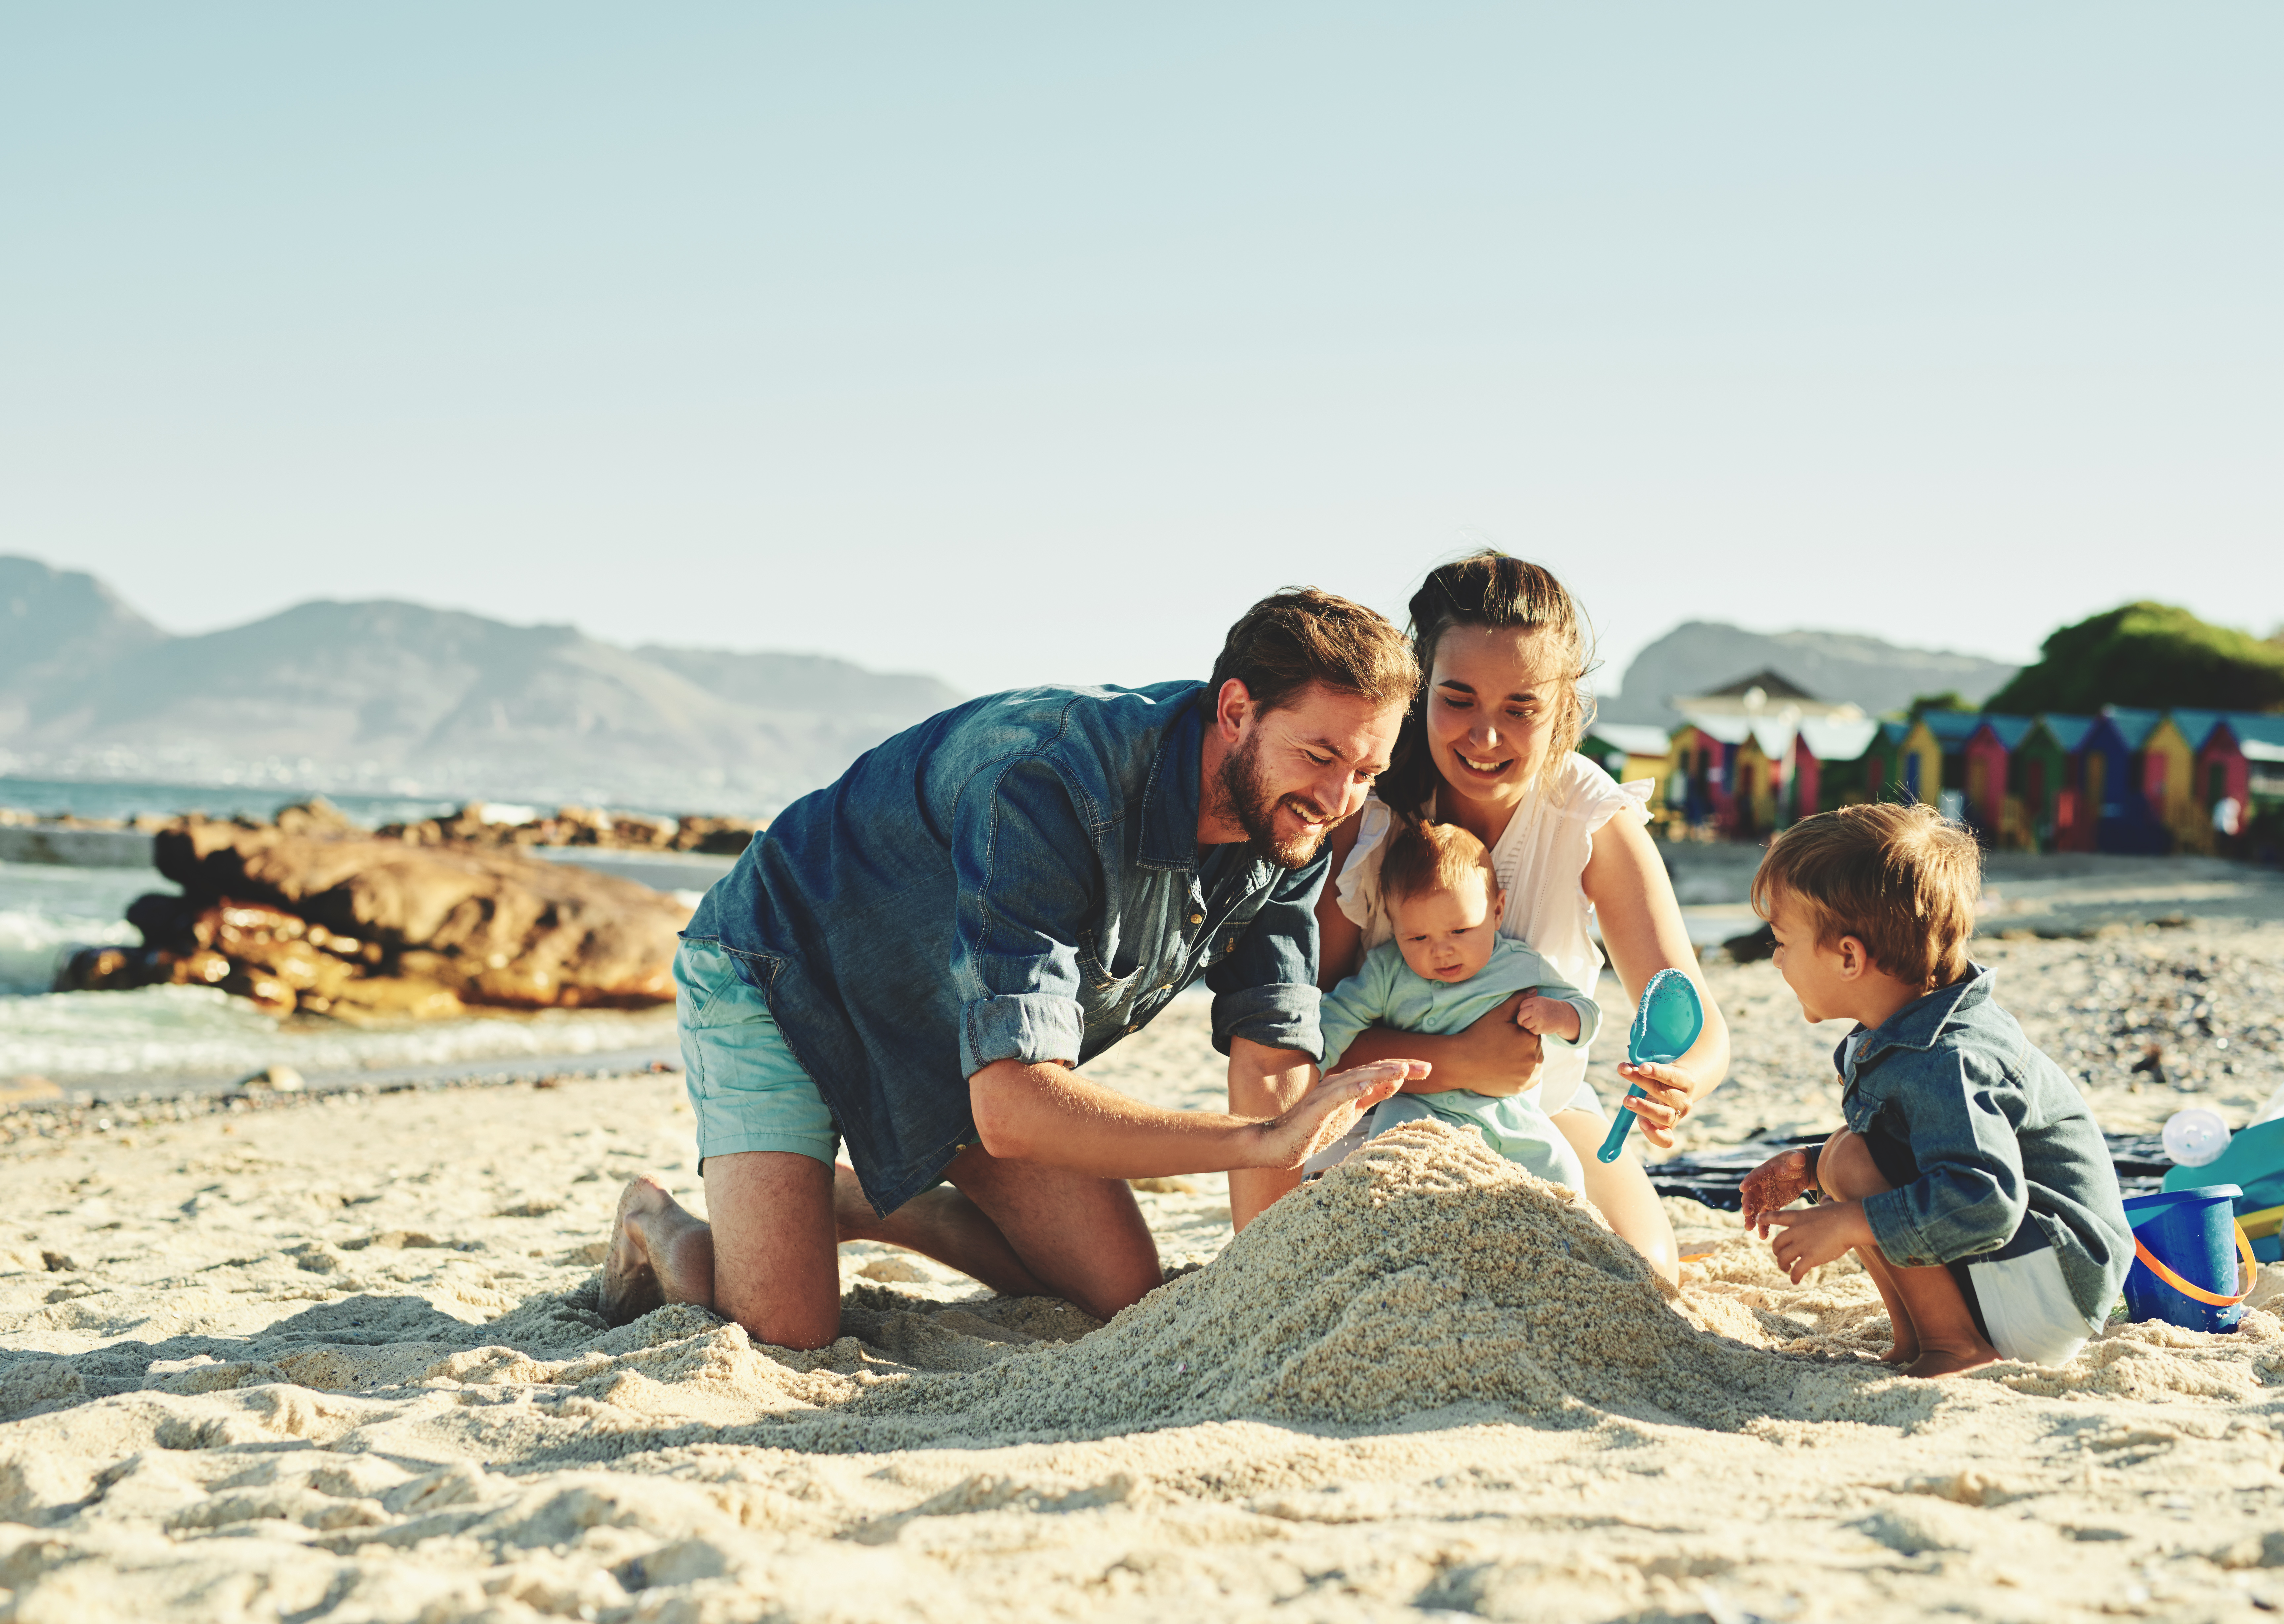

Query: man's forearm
(969, 1059), (1274, 1177)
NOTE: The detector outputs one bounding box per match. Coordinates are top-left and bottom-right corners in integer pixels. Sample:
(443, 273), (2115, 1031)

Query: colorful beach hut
(2144, 710), (2227, 852)
(2200, 716), (2284, 842)
(1960, 714), (2035, 846)
(1863, 718), (1942, 806)
(1579, 724), (1676, 793)
(1669, 716), (1751, 832)
(2243, 719), (2284, 850)
(2013, 715), (2096, 851)
(1917, 710), (1984, 823)
(1730, 719), (1799, 838)
(2080, 710), (2170, 854)
(1791, 717), (1880, 818)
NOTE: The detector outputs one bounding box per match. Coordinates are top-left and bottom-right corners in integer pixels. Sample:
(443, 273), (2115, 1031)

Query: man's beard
(1213, 730), (1338, 871)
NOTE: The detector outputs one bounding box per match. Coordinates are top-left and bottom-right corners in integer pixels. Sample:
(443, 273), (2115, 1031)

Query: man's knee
(1071, 1248), (1166, 1322)
(1818, 1128), (1890, 1201)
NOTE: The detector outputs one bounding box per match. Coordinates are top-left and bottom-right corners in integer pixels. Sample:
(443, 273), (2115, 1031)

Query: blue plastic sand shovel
(1596, 969), (1705, 1164)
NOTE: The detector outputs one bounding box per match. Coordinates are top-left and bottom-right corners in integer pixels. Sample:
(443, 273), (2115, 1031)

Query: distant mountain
(0, 556), (965, 812)
(1598, 621), (2018, 727)
(0, 556), (166, 724)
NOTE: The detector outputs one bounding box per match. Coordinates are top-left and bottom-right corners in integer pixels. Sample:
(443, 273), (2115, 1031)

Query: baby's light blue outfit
(1317, 936), (1599, 1190)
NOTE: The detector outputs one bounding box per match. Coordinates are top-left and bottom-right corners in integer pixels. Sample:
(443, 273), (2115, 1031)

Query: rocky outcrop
(5, 795), (762, 852)
(62, 818), (689, 1019)
(375, 802), (762, 855)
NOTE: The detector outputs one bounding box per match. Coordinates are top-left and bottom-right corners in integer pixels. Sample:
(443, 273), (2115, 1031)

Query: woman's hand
(1612, 1058), (1697, 1149)
(1249, 1059), (1428, 1168)
(1445, 993), (1544, 1096)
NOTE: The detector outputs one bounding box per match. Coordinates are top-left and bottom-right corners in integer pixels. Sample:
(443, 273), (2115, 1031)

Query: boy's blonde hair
(1381, 818), (1499, 907)
(1751, 803), (1981, 990)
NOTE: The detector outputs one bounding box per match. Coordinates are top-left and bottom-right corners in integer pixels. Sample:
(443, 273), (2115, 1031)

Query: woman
(1291, 551), (1728, 1281)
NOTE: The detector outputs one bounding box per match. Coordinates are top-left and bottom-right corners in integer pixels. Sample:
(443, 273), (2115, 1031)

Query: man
(602, 588), (1426, 1348)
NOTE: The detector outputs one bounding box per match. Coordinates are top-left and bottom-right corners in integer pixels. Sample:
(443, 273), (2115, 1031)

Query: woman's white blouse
(1332, 753), (1654, 1112)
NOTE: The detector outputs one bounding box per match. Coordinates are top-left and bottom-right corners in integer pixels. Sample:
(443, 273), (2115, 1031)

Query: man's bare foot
(1902, 1344), (1999, 1378)
(600, 1176), (714, 1326)
(1879, 1338), (1921, 1365)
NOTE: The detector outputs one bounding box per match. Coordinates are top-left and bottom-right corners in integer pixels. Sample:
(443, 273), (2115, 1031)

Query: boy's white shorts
(1969, 1245), (2099, 1366)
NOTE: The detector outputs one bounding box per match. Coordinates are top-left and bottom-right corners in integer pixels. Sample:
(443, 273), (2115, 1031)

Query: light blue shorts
(675, 939), (839, 1168)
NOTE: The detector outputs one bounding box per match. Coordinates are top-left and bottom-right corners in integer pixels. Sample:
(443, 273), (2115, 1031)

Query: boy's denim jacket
(1840, 964), (2134, 1325)
(685, 681), (1326, 1214)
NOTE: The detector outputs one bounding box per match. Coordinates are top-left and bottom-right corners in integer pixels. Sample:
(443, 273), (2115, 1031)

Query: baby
(1312, 818), (1595, 1190)
(1741, 802), (2134, 1377)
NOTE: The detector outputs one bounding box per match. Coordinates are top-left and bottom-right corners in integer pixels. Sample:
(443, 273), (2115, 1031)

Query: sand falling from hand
(843, 1122), (1878, 1443)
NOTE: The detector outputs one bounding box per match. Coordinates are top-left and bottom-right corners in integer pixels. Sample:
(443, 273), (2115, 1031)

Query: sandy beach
(3, 917), (2284, 1622)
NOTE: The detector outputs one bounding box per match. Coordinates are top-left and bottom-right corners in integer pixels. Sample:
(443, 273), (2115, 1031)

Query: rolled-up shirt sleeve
(1206, 853), (1328, 1060)
(1316, 948), (1395, 1070)
(950, 756), (1099, 1078)
(1860, 1054), (2030, 1270)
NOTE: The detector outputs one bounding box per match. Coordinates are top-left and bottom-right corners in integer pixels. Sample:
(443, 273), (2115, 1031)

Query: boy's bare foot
(600, 1176), (715, 1326)
(1902, 1345), (1999, 1378)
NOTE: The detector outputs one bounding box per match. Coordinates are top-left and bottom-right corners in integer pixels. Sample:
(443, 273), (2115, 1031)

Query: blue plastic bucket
(2123, 1185), (2249, 1333)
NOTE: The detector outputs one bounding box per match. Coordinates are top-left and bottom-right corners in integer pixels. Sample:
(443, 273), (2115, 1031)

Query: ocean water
(0, 775), (465, 829)
(0, 858), (676, 1086)
(0, 860), (164, 996)
(0, 775), (715, 828)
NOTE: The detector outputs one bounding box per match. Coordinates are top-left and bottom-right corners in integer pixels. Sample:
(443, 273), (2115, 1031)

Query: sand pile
(852, 1122), (1875, 1442)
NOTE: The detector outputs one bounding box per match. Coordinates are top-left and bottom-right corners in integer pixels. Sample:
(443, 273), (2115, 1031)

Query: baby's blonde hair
(1380, 818), (1498, 907)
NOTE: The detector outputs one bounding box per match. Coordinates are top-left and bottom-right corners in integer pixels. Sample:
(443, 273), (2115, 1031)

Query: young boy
(1310, 819), (1595, 1190)
(1740, 803), (2134, 1377)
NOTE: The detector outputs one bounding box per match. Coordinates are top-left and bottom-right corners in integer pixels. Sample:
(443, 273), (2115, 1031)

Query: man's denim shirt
(1839, 963), (2133, 1325)
(683, 681), (1327, 1214)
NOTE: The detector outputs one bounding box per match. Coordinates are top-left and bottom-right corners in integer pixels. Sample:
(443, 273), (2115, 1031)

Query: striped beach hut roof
(2169, 709), (2230, 750)
(1969, 713), (2037, 750)
(2227, 713), (2284, 750)
(1797, 716), (1880, 761)
(1917, 710), (1984, 748)
(2031, 714), (2097, 751)
(1583, 723), (1677, 758)
(2101, 707), (2167, 749)
(1679, 714), (1758, 747)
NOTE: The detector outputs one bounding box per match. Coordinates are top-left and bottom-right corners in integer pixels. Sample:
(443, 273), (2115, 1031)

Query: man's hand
(1740, 1149), (1816, 1235)
(1613, 1059), (1696, 1150)
(1513, 993), (1581, 1044)
(1250, 1059), (1427, 1168)
(1762, 1199), (1874, 1283)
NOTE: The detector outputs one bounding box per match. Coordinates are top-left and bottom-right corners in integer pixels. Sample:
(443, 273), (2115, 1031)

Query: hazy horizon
(10, 548), (2037, 704)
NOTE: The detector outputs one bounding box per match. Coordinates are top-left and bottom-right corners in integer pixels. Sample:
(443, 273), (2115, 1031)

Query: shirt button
(1126, 1023), (1139, 1033)
(1189, 913), (1203, 925)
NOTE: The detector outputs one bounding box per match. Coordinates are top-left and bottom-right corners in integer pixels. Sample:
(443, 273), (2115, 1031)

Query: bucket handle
(2133, 1222), (2259, 1309)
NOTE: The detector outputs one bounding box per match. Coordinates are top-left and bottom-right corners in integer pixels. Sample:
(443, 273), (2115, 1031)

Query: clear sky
(4, 5), (2277, 699)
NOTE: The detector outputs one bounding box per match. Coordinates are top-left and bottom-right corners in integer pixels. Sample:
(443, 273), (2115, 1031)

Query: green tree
(1908, 691), (1971, 717)
(1988, 602), (2284, 714)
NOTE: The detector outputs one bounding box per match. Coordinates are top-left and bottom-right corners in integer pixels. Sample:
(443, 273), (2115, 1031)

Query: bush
(1987, 602), (2284, 714)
